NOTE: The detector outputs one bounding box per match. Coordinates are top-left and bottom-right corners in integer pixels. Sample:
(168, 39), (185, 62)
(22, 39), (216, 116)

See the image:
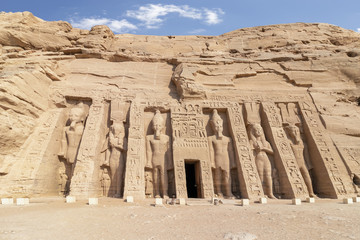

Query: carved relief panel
(171, 104), (214, 199)
(299, 101), (356, 198)
(279, 102), (316, 197)
(58, 100), (90, 196)
(261, 102), (308, 199)
(244, 102), (278, 198)
(70, 100), (109, 198)
(227, 105), (264, 199)
(123, 102), (146, 199)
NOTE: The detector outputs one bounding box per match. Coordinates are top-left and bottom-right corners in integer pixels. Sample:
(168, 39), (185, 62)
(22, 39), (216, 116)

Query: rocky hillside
(0, 11), (359, 164)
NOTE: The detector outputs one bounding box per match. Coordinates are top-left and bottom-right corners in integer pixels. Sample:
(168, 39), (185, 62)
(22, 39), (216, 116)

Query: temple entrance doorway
(185, 161), (201, 198)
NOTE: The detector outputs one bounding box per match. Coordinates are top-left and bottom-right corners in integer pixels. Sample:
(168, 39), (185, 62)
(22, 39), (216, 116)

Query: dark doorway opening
(185, 162), (199, 198)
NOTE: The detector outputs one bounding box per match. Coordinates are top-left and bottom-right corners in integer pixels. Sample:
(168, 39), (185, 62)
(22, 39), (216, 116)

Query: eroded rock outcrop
(0, 12), (359, 200)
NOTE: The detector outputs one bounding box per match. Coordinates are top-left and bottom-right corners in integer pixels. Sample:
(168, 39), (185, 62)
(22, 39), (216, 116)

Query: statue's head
(69, 102), (88, 123)
(251, 123), (264, 137)
(152, 110), (164, 139)
(210, 109), (223, 138)
(110, 122), (125, 137)
(285, 124), (301, 141)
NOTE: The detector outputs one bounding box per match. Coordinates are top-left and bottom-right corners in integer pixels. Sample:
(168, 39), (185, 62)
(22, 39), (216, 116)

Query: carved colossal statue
(208, 109), (234, 198)
(249, 123), (276, 199)
(285, 124), (315, 197)
(146, 110), (170, 198)
(105, 122), (127, 198)
(59, 102), (88, 166)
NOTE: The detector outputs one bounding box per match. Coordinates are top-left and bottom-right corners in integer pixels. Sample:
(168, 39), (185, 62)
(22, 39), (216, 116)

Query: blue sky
(2, 0), (360, 35)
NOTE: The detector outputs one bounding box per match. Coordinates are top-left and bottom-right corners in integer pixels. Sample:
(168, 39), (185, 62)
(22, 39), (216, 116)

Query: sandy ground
(0, 197), (359, 240)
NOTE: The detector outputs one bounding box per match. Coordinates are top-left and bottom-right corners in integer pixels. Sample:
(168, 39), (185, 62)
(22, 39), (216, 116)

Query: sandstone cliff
(0, 12), (359, 198)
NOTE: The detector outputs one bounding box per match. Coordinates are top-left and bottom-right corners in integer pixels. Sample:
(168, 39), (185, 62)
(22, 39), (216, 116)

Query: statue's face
(111, 123), (124, 136)
(69, 108), (83, 122)
(288, 125), (300, 139)
(253, 124), (263, 137)
(214, 120), (223, 135)
(153, 122), (163, 136)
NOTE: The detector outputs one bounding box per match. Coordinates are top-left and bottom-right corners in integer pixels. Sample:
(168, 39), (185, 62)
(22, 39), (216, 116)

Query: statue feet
(309, 193), (317, 198)
(155, 194), (161, 198)
(267, 194), (277, 199)
(163, 195), (169, 199)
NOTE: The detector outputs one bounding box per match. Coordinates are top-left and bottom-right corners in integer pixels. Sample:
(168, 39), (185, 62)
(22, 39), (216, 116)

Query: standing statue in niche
(59, 102), (89, 169)
(208, 109), (234, 198)
(100, 168), (111, 197)
(146, 110), (170, 198)
(285, 124), (315, 197)
(249, 123), (276, 199)
(105, 122), (127, 198)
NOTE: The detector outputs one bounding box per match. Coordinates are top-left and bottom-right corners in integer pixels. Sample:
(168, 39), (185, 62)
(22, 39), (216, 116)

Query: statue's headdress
(152, 110), (164, 126)
(210, 109), (223, 127)
(70, 102), (89, 122)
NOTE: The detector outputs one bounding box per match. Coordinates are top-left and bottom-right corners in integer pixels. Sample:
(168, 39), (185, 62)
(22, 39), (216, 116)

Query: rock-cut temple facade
(0, 12), (359, 200)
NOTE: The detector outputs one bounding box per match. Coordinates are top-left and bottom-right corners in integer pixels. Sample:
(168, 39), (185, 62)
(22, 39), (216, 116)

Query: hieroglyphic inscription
(70, 102), (107, 197)
(299, 102), (354, 197)
(174, 158), (187, 198)
(201, 159), (213, 198)
(207, 92), (309, 103)
(262, 102), (308, 198)
(171, 106), (214, 198)
(227, 105), (264, 199)
(336, 146), (360, 186)
(123, 102), (145, 198)
(7, 109), (64, 195)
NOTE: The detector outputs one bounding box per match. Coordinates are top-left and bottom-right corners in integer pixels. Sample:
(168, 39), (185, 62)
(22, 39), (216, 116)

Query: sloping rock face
(0, 12), (359, 200)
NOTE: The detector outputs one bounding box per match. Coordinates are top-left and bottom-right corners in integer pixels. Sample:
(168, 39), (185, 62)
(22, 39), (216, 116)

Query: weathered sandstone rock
(0, 12), (359, 200)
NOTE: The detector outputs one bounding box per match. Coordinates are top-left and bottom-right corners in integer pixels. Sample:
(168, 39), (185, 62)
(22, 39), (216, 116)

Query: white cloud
(357, 28), (360, 32)
(108, 20), (138, 33)
(126, 4), (224, 29)
(70, 17), (137, 33)
(204, 8), (224, 25)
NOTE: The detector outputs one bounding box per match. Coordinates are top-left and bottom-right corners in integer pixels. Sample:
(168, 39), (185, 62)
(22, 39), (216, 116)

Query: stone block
(16, 198), (29, 205)
(292, 199), (301, 205)
(259, 197), (267, 204)
(242, 199), (249, 206)
(66, 196), (76, 203)
(88, 198), (98, 205)
(306, 197), (315, 203)
(343, 198), (353, 204)
(352, 197), (360, 203)
(1, 198), (14, 205)
(155, 198), (163, 205)
(126, 196), (134, 203)
(179, 198), (186, 205)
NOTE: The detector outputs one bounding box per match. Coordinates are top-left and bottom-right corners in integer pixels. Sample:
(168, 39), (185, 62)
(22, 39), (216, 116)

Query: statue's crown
(152, 110), (164, 125)
(211, 109), (222, 125)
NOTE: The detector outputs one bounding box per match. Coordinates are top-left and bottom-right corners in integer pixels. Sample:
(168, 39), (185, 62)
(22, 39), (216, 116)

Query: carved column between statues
(70, 101), (109, 198)
(299, 101), (355, 198)
(261, 102), (308, 199)
(227, 105), (264, 199)
(123, 101), (146, 199)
